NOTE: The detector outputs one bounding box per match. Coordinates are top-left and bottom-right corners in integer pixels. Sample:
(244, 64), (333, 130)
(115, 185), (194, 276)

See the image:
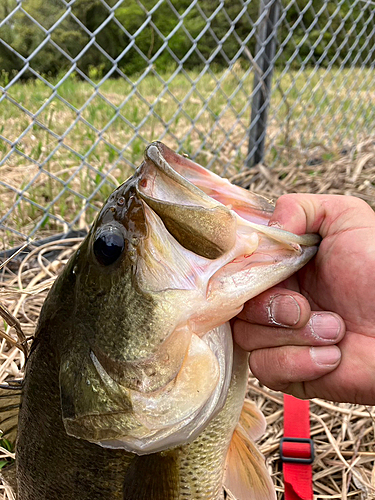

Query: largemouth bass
(2, 142), (319, 499)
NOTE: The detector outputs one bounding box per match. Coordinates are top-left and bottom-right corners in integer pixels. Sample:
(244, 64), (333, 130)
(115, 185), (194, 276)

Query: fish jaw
(57, 142), (319, 455)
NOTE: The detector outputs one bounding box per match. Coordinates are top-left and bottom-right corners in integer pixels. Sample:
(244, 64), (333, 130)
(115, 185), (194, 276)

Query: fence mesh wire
(0, 0), (374, 247)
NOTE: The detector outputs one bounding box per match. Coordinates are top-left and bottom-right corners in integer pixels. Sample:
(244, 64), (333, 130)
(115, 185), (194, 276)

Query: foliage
(0, 0), (373, 80)
(0, 437), (14, 469)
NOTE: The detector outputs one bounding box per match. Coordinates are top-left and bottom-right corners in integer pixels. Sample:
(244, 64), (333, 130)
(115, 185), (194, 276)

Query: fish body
(8, 143), (319, 499)
(16, 325), (248, 500)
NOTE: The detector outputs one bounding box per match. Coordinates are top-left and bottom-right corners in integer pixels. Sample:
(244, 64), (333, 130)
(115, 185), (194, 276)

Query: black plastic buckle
(280, 437), (314, 464)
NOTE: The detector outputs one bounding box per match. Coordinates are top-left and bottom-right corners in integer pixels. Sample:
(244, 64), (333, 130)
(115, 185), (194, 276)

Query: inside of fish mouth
(137, 168), (237, 260)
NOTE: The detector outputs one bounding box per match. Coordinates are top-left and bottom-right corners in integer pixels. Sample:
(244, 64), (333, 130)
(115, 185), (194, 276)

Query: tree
(0, 0), (372, 79)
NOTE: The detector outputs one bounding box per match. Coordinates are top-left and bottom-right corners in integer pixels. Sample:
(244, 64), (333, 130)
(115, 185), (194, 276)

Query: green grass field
(1, 66), (374, 247)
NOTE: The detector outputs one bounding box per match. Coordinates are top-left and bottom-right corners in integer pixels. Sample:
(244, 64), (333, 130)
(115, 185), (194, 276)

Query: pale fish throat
(88, 324), (233, 455)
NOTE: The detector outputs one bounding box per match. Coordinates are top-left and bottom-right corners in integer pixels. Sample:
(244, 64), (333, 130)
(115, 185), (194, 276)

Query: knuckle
(250, 348), (289, 387)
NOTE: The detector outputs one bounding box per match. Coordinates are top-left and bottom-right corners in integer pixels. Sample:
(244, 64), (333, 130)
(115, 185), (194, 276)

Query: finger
(249, 345), (341, 394)
(293, 332), (375, 404)
(250, 332), (375, 405)
(233, 311), (345, 351)
(268, 194), (374, 237)
(237, 287), (311, 328)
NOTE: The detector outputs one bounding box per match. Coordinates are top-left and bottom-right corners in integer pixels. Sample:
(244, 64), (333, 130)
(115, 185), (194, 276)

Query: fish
(1, 142), (319, 500)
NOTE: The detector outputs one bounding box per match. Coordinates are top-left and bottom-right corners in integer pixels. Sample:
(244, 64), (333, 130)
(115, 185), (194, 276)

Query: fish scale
(177, 342), (249, 500)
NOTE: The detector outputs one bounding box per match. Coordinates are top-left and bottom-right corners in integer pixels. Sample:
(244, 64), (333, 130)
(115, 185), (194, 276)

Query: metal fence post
(246, 0), (281, 168)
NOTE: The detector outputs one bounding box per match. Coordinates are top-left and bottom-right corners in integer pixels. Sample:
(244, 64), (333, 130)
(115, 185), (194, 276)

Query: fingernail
(311, 313), (341, 340)
(269, 294), (300, 327)
(310, 346), (341, 366)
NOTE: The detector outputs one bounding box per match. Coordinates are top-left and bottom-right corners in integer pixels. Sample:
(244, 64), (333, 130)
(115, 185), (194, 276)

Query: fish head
(51, 142), (319, 455)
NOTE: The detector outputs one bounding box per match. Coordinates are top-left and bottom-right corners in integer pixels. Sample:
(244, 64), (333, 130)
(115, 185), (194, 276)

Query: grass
(0, 438), (14, 470)
(0, 65), (374, 248)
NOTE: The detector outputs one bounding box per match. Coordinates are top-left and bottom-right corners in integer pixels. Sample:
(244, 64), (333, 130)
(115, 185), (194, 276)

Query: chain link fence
(0, 0), (374, 247)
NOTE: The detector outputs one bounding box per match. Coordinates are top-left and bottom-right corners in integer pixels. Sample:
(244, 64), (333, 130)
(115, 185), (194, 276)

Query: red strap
(282, 395), (313, 500)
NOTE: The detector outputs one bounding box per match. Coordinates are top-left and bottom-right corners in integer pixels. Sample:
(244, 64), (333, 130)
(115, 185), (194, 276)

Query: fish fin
(223, 402), (276, 500)
(0, 389), (21, 445)
(239, 399), (267, 441)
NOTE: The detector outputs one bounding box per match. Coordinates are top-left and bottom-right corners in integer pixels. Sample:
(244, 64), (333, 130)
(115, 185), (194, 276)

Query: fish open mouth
(61, 142), (319, 455)
(134, 142), (319, 331)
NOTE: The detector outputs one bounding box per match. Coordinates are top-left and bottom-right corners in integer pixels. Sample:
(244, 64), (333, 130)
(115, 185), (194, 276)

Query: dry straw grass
(0, 137), (374, 499)
(230, 137), (375, 210)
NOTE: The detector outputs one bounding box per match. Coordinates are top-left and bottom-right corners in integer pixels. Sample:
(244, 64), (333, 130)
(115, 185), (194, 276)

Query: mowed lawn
(0, 66), (374, 247)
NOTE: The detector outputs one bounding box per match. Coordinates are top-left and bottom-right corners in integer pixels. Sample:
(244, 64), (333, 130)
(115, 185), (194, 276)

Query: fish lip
(137, 143), (183, 199)
(137, 142), (214, 205)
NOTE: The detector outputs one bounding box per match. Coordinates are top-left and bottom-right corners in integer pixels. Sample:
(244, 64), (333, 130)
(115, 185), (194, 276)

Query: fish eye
(93, 226), (125, 266)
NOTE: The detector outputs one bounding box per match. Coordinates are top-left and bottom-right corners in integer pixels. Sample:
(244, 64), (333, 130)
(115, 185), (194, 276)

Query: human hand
(233, 194), (375, 404)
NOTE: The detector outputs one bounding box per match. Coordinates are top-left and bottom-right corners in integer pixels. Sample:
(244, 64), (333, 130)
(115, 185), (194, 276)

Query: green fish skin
(17, 324), (249, 499)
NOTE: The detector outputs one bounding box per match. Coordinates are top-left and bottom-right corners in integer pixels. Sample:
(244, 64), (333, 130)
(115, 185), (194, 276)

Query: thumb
(269, 194), (374, 238)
